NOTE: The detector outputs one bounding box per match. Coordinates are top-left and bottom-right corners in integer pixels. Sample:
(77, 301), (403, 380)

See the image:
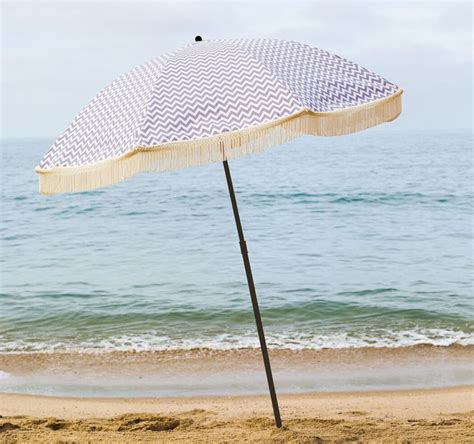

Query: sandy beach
(0, 346), (473, 442)
(1, 386), (473, 442)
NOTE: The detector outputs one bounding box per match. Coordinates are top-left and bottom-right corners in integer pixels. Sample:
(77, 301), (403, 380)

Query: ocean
(1, 130), (472, 354)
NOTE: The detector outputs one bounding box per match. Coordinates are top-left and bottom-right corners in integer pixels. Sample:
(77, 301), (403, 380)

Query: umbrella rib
(222, 159), (282, 429)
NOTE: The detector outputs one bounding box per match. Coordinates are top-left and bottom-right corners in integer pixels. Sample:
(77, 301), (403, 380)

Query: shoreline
(1, 386), (472, 442)
(0, 344), (472, 398)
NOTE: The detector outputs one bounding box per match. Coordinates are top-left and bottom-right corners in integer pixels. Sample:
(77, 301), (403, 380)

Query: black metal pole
(222, 159), (282, 428)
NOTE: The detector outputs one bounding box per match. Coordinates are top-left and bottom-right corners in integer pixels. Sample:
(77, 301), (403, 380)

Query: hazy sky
(1, 1), (472, 137)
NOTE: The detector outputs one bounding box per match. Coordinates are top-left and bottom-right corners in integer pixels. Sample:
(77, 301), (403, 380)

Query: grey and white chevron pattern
(232, 39), (399, 112)
(39, 39), (399, 170)
(138, 41), (301, 146)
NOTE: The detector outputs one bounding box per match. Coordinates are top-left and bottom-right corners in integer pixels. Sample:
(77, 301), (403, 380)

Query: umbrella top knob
(195, 35), (202, 42)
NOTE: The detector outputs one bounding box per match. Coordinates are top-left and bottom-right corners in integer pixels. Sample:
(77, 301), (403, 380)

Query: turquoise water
(0, 131), (472, 352)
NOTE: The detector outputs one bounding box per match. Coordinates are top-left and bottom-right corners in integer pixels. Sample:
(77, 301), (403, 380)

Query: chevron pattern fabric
(138, 42), (301, 146)
(38, 38), (400, 171)
(231, 39), (399, 112)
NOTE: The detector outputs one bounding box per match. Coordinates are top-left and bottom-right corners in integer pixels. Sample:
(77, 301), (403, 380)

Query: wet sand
(0, 345), (472, 397)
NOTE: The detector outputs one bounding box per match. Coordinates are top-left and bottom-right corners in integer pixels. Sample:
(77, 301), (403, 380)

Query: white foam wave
(0, 328), (472, 353)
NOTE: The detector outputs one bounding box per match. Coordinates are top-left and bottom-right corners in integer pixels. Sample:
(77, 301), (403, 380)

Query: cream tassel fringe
(36, 89), (402, 195)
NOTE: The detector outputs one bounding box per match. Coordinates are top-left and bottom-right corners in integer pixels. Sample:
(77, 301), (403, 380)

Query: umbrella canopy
(36, 37), (402, 428)
(36, 38), (402, 194)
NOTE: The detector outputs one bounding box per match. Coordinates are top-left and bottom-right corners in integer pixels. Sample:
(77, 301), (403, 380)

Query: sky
(1, 0), (472, 138)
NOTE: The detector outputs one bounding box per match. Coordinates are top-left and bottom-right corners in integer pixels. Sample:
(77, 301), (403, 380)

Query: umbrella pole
(222, 160), (282, 429)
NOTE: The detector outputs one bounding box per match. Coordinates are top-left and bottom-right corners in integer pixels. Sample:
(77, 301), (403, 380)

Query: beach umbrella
(36, 37), (402, 428)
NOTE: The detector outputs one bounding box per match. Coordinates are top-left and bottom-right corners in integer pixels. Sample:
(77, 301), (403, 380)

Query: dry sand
(1, 386), (473, 443)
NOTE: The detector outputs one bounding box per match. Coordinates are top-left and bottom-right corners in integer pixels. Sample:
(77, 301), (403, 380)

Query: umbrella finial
(195, 35), (202, 42)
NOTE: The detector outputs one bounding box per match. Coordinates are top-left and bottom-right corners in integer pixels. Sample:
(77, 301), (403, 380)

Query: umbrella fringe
(36, 89), (402, 195)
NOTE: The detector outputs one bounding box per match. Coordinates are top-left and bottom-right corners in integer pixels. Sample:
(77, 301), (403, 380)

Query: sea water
(0, 130), (472, 353)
